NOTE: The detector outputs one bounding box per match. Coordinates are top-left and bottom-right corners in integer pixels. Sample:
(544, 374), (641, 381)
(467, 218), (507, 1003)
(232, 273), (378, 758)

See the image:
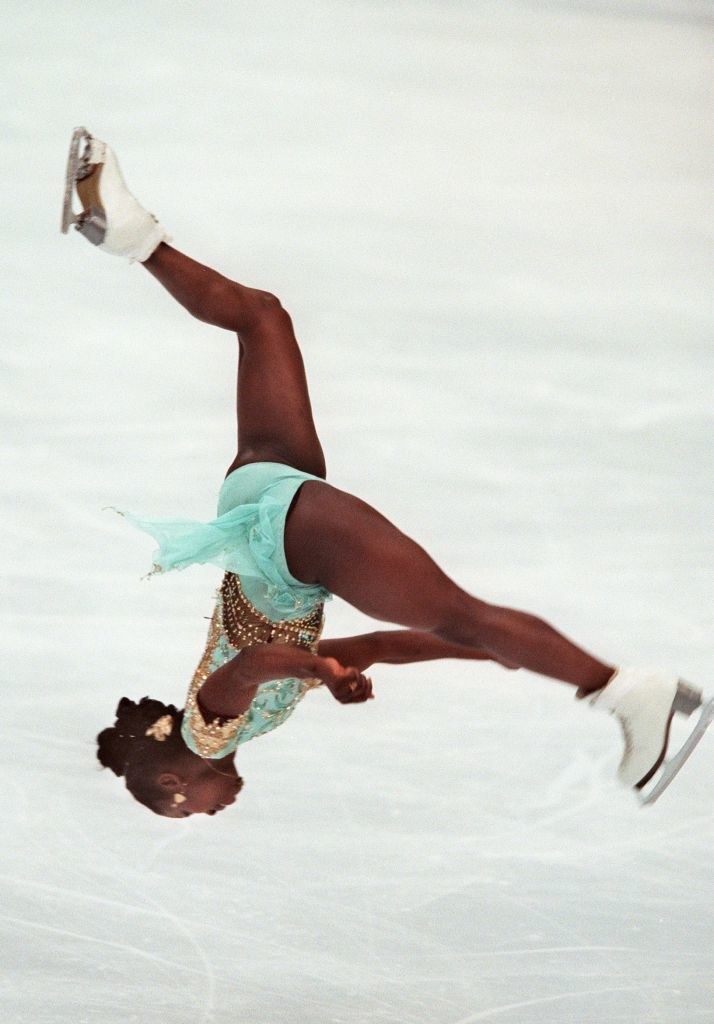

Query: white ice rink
(2, 2), (713, 1022)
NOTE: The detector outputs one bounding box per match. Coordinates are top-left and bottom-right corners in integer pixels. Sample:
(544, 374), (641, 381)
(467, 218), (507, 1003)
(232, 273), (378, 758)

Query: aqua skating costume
(123, 462), (331, 756)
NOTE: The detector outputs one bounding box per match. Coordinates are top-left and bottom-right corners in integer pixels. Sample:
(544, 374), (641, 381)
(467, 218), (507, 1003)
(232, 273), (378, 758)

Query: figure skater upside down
(61, 128), (710, 817)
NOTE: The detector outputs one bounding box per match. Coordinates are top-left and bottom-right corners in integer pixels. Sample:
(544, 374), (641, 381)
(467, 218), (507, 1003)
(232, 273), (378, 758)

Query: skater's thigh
(229, 302), (326, 479)
(284, 481), (477, 630)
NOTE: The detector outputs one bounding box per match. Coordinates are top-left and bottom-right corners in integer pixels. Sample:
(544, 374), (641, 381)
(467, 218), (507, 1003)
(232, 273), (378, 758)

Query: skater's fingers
(336, 672), (373, 703)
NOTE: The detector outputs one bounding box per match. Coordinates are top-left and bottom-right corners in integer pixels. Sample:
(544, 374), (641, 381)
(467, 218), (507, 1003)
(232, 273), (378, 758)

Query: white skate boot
(587, 667), (712, 804)
(61, 126), (170, 262)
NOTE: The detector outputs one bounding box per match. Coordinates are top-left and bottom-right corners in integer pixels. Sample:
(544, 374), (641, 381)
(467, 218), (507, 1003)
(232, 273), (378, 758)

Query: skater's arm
(318, 631), (516, 672)
(198, 644), (372, 718)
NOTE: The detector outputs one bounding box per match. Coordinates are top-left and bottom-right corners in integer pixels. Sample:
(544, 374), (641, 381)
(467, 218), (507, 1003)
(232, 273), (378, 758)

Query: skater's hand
(316, 657), (374, 703)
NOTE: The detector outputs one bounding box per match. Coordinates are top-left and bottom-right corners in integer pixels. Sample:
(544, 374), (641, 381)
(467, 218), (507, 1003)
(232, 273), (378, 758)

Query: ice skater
(61, 128), (711, 818)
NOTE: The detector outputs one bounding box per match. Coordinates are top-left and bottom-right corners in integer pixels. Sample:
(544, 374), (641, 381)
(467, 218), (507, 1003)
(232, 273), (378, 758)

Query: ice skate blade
(61, 126), (91, 234)
(75, 208), (107, 246)
(638, 697), (713, 806)
(672, 680), (702, 716)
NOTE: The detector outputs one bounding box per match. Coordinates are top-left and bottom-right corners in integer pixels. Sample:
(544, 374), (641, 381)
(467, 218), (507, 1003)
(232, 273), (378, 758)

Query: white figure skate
(61, 126), (170, 262)
(587, 667), (712, 805)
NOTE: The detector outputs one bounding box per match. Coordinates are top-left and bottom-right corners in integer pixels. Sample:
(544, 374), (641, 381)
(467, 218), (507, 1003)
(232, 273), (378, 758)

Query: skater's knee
(433, 594), (536, 651)
(242, 288), (291, 330)
(251, 289), (284, 312)
(432, 594), (492, 648)
(436, 600), (554, 655)
(194, 280), (289, 333)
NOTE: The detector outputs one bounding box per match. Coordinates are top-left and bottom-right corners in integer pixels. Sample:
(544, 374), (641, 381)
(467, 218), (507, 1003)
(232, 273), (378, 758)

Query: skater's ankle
(575, 666), (616, 700)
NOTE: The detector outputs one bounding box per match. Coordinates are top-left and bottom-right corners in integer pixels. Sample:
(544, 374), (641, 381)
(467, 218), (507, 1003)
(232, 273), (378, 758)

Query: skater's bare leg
(143, 243), (326, 478)
(285, 482), (614, 692)
(70, 136), (690, 798)
(140, 245), (611, 692)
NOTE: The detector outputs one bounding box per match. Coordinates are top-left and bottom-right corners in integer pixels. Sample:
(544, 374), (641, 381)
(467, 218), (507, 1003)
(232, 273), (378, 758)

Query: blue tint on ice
(2, 1), (712, 1021)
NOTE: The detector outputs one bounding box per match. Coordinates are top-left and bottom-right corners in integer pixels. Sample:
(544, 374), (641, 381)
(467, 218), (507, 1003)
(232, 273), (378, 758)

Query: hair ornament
(145, 714), (173, 741)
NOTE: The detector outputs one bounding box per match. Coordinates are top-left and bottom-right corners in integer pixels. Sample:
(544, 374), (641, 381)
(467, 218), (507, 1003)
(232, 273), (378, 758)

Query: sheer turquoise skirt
(121, 461), (330, 619)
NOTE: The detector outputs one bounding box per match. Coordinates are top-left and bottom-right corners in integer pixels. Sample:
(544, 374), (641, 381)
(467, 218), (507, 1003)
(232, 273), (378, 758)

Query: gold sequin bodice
(220, 572), (324, 651)
(182, 573), (325, 758)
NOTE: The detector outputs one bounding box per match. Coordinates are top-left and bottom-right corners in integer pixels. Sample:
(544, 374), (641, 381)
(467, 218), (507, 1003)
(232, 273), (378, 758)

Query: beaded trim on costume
(183, 573), (325, 758)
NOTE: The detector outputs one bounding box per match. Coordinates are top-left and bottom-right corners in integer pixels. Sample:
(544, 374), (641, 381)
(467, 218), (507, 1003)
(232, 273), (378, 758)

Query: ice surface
(2, 1), (712, 1022)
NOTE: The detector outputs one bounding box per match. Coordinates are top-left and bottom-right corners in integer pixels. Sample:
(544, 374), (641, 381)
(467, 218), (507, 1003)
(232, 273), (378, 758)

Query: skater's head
(97, 697), (243, 817)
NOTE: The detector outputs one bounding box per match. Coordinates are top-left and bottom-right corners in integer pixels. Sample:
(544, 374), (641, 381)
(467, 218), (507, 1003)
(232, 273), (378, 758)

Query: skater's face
(155, 752), (244, 818)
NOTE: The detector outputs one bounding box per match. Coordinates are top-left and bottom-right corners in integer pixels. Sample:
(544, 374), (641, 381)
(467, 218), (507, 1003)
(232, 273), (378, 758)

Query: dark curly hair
(97, 696), (186, 814)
